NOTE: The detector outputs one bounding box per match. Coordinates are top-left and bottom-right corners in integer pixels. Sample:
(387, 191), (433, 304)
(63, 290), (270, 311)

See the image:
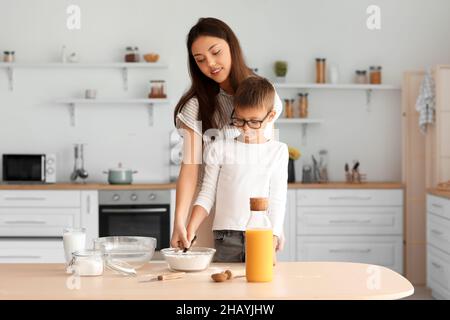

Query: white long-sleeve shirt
(193, 138), (289, 237)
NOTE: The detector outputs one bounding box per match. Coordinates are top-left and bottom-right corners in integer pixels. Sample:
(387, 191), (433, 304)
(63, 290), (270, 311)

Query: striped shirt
(175, 87), (283, 187)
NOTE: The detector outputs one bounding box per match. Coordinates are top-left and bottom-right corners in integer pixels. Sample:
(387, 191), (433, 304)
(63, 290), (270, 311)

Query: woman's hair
(234, 77), (275, 112)
(174, 17), (254, 133)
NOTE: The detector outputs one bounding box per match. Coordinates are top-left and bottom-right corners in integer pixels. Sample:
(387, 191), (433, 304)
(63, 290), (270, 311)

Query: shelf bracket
(122, 67), (129, 91)
(148, 103), (154, 126)
(7, 66), (14, 91)
(365, 89), (372, 111)
(69, 103), (76, 127)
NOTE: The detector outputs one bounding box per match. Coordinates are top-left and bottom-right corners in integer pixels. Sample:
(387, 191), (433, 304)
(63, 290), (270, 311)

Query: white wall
(0, 0), (449, 183)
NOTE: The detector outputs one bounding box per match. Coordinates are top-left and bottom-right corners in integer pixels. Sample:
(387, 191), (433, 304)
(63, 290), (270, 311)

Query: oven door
(99, 204), (170, 250)
(2, 154), (45, 182)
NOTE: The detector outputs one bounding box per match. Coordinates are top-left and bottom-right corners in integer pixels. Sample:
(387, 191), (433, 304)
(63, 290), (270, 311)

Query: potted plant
(288, 146), (301, 183)
(274, 61), (288, 82)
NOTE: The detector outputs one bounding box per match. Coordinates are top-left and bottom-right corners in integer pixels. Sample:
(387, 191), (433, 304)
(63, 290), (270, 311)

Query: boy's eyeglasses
(230, 110), (273, 129)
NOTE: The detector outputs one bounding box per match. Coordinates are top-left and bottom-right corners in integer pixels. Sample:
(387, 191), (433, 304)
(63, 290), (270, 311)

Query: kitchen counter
(0, 183), (177, 190)
(0, 262), (413, 300)
(428, 188), (450, 200)
(0, 182), (403, 190)
(287, 182), (403, 189)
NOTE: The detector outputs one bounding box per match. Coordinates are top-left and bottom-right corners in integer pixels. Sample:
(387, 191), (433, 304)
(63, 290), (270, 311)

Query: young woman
(171, 17), (283, 251)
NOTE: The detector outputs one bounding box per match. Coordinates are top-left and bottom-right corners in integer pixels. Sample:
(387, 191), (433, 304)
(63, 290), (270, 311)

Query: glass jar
(245, 197), (273, 282)
(355, 70), (368, 84)
(149, 80), (167, 98)
(299, 93), (309, 118)
(3, 51), (15, 63)
(369, 66), (382, 84)
(315, 58), (326, 83)
(125, 47), (136, 62)
(284, 99), (294, 118)
(68, 249), (104, 276)
(133, 46), (141, 62)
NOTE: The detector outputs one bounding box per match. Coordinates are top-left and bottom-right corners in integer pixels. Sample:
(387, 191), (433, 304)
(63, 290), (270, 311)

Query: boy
(185, 76), (288, 262)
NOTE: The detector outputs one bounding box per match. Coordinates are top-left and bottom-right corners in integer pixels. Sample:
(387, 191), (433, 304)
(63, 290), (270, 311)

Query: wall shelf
(0, 62), (169, 91)
(275, 118), (324, 145)
(273, 83), (401, 90)
(55, 98), (170, 127)
(274, 82), (401, 110)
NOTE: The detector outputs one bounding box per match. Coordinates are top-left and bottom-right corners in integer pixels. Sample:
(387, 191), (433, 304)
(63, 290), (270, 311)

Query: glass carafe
(245, 197), (273, 282)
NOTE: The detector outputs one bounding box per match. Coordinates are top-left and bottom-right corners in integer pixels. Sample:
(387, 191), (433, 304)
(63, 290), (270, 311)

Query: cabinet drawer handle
(329, 248), (372, 254)
(328, 196), (372, 201)
(4, 220), (47, 225)
(87, 195), (91, 215)
(431, 229), (444, 236)
(0, 255), (42, 259)
(431, 261), (442, 269)
(4, 197), (47, 201)
(432, 203), (443, 209)
(329, 219), (372, 224)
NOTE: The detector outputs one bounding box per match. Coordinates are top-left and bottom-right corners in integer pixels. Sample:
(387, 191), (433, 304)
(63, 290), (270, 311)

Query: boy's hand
(171, 224), (189, 249)
(272, 236), (279, 266)
(185, 227), (197, 249)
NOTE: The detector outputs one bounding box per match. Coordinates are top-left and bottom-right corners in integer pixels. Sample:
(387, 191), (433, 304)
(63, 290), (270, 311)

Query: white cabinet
(80, 190), (99, 247)
(427, 194), (450, 299)
(0, 190), (99, 263)
(0, 239), (63, 263)
(277, 190), (296, 262)
(295, 189), (404, 274)
(297, 235), (403, 273)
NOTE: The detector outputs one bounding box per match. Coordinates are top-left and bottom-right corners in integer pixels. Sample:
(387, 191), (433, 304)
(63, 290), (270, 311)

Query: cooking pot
(103, 163), (138, 185)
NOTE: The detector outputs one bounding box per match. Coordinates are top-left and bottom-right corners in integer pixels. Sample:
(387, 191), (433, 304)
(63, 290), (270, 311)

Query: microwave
(2, 154), (56, 183)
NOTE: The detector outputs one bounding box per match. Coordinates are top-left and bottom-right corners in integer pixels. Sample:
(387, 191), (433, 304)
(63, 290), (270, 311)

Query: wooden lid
(250, 197), (269, 211)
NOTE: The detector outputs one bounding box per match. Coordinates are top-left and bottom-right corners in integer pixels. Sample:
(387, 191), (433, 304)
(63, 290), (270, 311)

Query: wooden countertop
(0, 262), (413, 300)
(0, 182), (403, 190)
(287, 182), (403, 189)
(428, 188), (450, 199)
(0, 183), (177, 190)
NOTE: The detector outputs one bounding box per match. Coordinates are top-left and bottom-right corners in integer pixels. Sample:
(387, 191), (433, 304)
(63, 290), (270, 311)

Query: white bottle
(61, 45), (67, 63)
(330, 65), (339, 84)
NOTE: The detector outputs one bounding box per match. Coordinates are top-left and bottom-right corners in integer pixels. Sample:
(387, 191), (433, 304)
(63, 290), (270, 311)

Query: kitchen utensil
(183, 235), (197, 253)
(161, 247), (216, 272)
(312, 155), (320, 182)
(105, 258), (137, 276)
(302, 164), (313, 183)
(70, 144), (80, 181)
(103, 163), (138, 185)
(138, 271), (185, 283)
(78, 144), (89, 182)
(94, 236), (156, 269)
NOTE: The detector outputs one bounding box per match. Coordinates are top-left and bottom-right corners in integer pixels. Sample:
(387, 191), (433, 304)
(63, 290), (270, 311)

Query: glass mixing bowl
(93, 236), (156, 269)
(161, 247), (216, 272)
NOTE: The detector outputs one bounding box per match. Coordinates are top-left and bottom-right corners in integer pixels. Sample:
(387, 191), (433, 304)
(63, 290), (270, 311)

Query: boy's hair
(234, 76), (275, 111)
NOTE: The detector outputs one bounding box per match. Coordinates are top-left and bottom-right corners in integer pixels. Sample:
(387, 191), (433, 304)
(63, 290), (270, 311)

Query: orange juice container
(245, 197), (273, 282)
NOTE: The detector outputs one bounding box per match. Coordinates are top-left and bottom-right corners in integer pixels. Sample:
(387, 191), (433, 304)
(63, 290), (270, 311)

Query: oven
(98, 190), (170, 252)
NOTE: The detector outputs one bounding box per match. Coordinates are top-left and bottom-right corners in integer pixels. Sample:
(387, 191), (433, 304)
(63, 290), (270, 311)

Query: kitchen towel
(415, 67), (436, 134)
